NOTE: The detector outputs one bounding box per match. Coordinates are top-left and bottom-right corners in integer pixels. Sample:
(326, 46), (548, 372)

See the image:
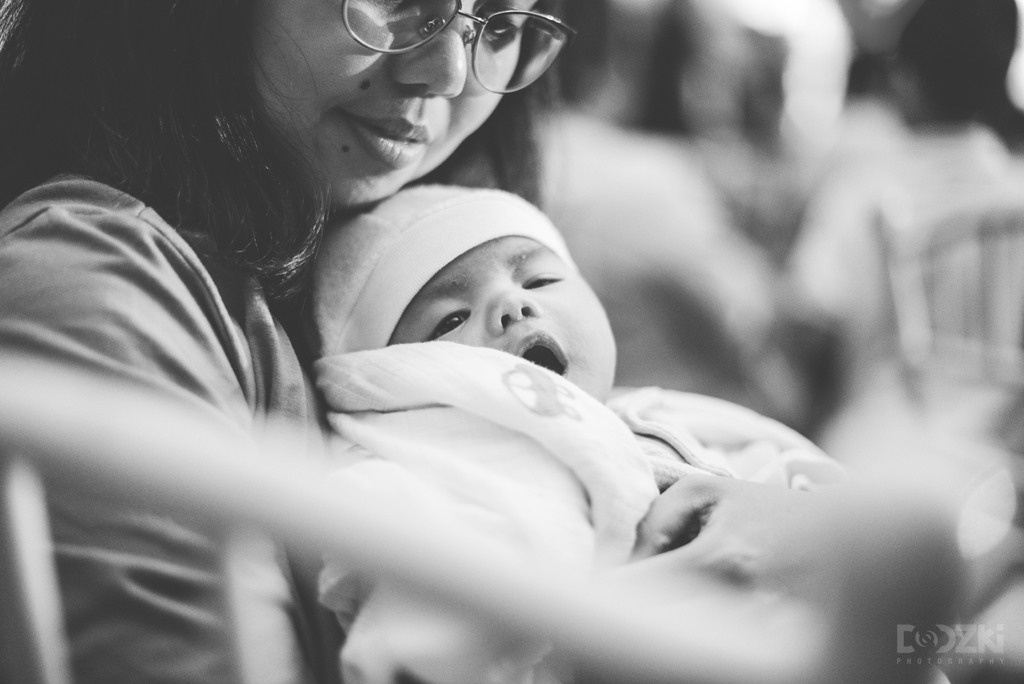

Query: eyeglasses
(342, 0), (576, 94)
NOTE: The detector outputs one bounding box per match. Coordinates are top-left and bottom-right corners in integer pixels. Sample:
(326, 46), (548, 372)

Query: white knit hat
(312, 185), (576, 357)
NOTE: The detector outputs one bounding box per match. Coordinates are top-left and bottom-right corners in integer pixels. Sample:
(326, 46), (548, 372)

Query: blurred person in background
(785, 3), (1024, 675)
(788, 0), (1024, 454)
(641, 0), (821, 270)
(546, 0), (807, 428)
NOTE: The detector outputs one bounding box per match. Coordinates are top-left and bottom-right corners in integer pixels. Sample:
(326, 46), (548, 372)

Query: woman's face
(252, 0), (504, 208)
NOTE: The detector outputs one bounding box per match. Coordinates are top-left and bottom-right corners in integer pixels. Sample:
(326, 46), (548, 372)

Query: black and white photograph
(1, 1), (1022, 683)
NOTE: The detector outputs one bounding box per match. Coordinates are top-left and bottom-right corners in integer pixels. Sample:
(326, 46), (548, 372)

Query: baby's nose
(489, 293), (541, 336)
(500, 303), (537, 329)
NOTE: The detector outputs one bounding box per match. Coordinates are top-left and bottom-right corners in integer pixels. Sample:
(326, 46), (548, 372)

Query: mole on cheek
(360, 80), (371, 90)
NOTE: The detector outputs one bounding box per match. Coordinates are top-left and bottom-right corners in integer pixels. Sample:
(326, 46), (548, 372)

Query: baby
(310, 185), (843, 684)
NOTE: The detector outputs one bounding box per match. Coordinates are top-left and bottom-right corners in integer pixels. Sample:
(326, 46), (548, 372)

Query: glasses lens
(473, 12), (569, 93)
(345, 0), (458, 52)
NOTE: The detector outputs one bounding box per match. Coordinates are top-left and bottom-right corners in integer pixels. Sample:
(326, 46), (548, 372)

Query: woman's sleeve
(0, 192), (317, 684)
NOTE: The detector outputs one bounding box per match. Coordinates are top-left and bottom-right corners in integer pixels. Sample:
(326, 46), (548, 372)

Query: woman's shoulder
(2, 175), (195, 256)
(0, 176), (226, 300)
(0, 175), (319, 431)
(0, 175), (236, 357)
(3, 175), (145, 217)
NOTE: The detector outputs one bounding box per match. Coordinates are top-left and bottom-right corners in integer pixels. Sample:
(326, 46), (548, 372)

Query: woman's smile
(341, 110), (432, 170)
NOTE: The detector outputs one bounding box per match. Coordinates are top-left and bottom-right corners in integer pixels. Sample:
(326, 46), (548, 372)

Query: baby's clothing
(313, 342), (843, 684)
(610, 387), (847, 491)
(316, 343), (658, 574)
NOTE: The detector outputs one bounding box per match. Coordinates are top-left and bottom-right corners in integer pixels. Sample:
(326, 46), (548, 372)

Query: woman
(0, 1), (573, 682)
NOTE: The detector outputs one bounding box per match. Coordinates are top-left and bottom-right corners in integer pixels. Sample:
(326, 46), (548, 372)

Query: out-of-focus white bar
(0, 456), (72, 684)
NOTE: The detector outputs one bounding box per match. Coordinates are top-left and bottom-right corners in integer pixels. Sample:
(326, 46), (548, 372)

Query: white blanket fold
(316, 342), (659, 572)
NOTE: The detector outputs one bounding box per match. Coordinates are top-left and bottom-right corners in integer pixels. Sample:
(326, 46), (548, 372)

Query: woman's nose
(488, 291), (541, 336)
(390, 20), (471, 97)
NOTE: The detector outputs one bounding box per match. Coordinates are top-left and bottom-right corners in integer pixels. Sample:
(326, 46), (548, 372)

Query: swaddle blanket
(315, 342), (659, 684)
(316, 342), (659, 573)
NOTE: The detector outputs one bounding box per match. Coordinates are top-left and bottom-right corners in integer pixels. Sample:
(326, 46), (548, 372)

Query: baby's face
(390, 237), (617, 400)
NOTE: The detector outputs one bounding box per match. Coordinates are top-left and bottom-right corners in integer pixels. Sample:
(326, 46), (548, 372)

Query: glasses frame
(341, 0), (576, 93)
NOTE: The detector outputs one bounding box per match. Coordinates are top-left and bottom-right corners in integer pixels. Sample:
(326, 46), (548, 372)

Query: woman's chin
(328, 172), (417, 212)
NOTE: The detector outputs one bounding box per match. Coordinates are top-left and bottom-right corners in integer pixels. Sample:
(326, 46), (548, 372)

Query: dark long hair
(0, 0), (553, 304)
(897, 0), (1024, 149)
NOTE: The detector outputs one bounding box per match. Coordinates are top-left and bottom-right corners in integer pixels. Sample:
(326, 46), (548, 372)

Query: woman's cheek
(449, 91), (504, 144)
(413, 92), (502, 178)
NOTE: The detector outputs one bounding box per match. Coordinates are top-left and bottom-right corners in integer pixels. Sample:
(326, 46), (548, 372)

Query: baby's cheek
(447, 324), (497, 352)
(591, 319), (618, 399)
(566, 328), (616, 400)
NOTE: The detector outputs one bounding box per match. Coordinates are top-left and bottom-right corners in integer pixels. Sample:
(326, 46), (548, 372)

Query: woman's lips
(344, 113), (429, 170)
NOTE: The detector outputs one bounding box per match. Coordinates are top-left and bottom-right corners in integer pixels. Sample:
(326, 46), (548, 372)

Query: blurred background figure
(545, 0), (850, 432)
(788, 0), (1024, 456)
(641, 0), (818, 267)
(545, 0), (779, 422)
(784, 2), (1024, 676)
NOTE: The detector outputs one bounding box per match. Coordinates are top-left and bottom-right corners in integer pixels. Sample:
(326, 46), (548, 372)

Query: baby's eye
(429, 311), (469, 340)
(523, 276), (560, 290)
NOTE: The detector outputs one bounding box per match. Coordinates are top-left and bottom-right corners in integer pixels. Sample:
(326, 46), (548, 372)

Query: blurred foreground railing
(0, 357), (978, 684)
(1, 454), (71, 684)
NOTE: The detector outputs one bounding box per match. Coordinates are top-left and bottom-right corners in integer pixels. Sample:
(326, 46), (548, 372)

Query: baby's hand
(629, 474), (826, 595)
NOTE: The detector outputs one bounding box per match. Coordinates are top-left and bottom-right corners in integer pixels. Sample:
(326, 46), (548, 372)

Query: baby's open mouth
(521, 343), (567, 376)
